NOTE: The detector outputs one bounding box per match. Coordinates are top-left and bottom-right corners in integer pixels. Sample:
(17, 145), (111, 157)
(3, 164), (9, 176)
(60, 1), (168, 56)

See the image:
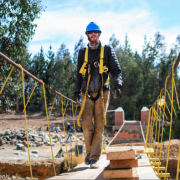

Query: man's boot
(85, 153), (90, 165)
(90, 159), (99, 168)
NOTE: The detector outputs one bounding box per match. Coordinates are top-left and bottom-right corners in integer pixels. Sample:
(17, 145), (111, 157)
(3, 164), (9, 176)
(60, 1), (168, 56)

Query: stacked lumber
(103, 147), (139, 179)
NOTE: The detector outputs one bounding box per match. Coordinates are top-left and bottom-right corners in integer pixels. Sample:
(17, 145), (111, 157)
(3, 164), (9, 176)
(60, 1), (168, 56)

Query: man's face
(86, 31), (101, 44)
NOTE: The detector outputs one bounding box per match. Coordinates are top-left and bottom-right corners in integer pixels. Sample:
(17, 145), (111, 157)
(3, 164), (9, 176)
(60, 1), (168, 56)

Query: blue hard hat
(85, 22), (101, 34)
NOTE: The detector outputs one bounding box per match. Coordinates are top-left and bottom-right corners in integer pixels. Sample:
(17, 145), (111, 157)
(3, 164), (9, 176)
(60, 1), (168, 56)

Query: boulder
(22, 147), (27, 152)
(47, 142), (55, 146)
(17, 143), (25, 150)
(34, 137), (42, 142)
(4, 130), (10, 135)
(60, 139), (65, 143)
(38, 132), (44, 136)
(61, 135), (65, 138)
(0, 138), (3, 146)
(31, 149), (38, 154)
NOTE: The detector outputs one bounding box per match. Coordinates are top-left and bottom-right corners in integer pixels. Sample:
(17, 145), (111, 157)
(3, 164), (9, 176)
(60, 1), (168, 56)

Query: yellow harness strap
(77, 45), (109, 127)
(79, 48), (88, 76)
(99, 46), (105, 74)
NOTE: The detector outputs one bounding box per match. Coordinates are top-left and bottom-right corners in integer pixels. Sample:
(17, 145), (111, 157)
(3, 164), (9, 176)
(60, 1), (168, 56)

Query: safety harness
(77, 46), (108, 127)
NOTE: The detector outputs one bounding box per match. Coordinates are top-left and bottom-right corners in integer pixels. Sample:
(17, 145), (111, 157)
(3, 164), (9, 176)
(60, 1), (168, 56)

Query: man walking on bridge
(75, 22), (122, 168)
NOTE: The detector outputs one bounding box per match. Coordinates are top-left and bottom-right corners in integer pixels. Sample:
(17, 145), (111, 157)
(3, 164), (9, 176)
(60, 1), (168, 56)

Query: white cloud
(28, 5), (180, 57)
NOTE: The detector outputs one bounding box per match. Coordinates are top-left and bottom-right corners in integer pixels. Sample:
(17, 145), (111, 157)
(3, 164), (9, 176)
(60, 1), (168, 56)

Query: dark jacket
(75, 42), (122, 93)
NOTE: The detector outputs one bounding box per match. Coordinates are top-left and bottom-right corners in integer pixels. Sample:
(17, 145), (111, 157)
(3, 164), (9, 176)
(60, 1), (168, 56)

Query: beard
(88, 34), (100, 45)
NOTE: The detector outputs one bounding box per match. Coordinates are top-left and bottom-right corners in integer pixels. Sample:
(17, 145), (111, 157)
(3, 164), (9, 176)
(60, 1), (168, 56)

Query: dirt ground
(0, 112), (85, 159)
(1, 113), (180, 179)
(0, 112), (80, 134)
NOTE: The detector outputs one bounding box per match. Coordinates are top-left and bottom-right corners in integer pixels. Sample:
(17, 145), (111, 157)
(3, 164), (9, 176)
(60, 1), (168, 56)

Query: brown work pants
(81, 90), (110, 161)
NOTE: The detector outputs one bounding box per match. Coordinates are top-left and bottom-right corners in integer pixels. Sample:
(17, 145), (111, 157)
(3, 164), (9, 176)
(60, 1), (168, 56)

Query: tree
(73, 36), (84, 65)
(28, 47), (47, 108)
(0, 0), (45, 112)
(109, 33), (120, 49)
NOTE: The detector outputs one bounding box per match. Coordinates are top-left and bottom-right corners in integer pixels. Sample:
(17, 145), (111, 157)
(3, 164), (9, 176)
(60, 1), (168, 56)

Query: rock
(47, 142), (55, 146)
(62, 143), (65, 146)
(14, 140), (18, 145)
(10, 140), (14, 145)
(5, 136), (10, 141)
(54, 134), (60, 139)
(17, 143), (25, 150)
(51, 138), (58, 143)
(9, 134), (15, 139)
(36, 142), (41, 147)
(34, 137), (42, 142)
(60, 139), (65, 143)
(32, 150), (38, 154)
(61, 135), (65, 138)
(14, 152), (20, 155)
(22, 147), (27, 152)
(0, 138), (3, 146)
(38, 132), (44, 136)
(4, 130), (10, 135)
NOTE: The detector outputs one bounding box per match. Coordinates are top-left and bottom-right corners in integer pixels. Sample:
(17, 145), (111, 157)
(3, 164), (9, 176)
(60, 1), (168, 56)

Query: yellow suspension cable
(77, 74), (91, 126)
(156, 91), (164, 174)
(0, 66), (14, 95)
(173, 79), (180, 110)
(165, 59), (176, 179)
(176, 134), (180, 180)
(165, 89), (177, 116)
(23, 82), (38, 112)
(148, 107), (153, 148)
(151, 106), (157, 149)
(61, 97), (70, 170)
(145, 107), (153, 150)
(42, 80), (56, 176)
(18, 64), (33, 180)
(71, 102), (80, 162)
(101, 74), (107, 126)
(48, 94), (57, 118)
(153, 103), (159, 158)
(149, 109), (154, 149)
(156, 91), (164, 162)
(159, 96), (167, 161)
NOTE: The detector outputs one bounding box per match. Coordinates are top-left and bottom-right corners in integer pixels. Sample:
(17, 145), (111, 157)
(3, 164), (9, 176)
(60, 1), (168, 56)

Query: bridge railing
(0, 52), (81, 179)
(145, 52), (180, 179)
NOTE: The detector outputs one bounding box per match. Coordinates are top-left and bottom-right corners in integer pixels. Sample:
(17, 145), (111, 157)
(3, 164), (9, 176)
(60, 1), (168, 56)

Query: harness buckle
(94, 62), (99, 68)
(103, 67), (108, 72)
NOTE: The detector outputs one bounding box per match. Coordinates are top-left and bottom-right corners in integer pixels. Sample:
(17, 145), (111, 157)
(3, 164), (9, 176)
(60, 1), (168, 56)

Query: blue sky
(28, 0), (180, 57)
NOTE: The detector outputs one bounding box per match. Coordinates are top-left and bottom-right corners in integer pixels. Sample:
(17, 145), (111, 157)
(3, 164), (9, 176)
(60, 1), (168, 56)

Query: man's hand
(74, 92), (80, 102)
(113, 85), (121, 99)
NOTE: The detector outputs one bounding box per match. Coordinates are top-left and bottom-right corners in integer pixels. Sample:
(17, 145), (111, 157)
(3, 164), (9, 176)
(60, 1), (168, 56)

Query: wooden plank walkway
(48, 153), (159, 179)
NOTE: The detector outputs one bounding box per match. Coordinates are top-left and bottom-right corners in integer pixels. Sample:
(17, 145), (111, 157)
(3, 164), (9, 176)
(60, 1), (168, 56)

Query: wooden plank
(48, 151), (159, 180)
(103, 146), (144, 154)
(110, 158), (138, 169)
(103, 166), (138, 179)
(106, 150), (135, 160)
(48, 155), (109, 179)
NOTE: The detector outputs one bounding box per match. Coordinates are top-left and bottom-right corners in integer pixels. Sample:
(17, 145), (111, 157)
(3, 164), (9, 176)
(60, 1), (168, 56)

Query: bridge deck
(49, 153), (159, 179)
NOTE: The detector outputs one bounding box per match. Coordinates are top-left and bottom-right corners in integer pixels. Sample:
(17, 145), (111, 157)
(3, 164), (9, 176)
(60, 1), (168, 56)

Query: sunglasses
(86, 31), (100, 34)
